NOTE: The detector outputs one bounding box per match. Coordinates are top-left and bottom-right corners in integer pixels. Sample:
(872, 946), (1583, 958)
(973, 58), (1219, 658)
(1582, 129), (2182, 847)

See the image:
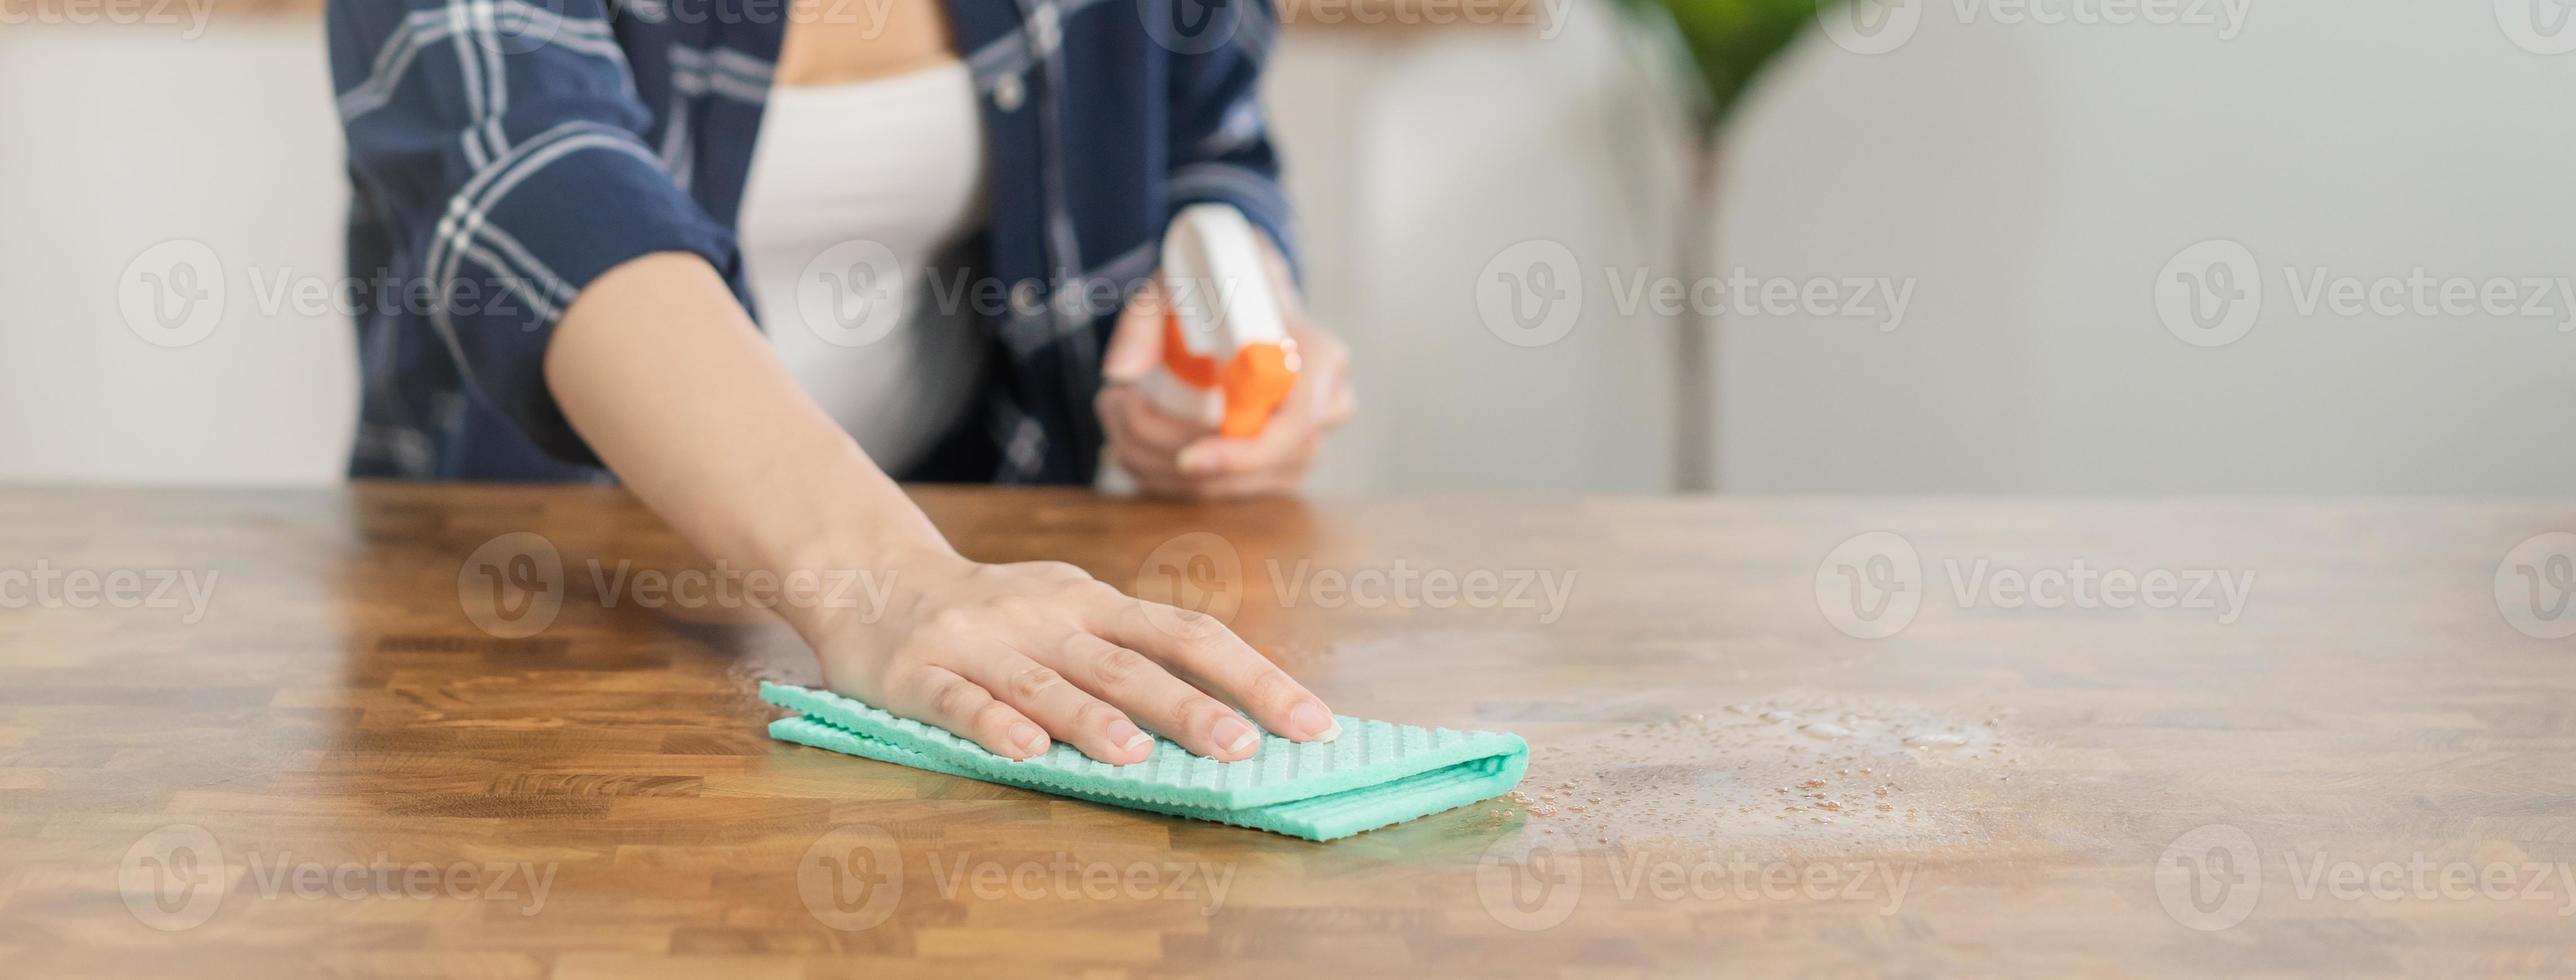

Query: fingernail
(1108, 718), (1154, 755)
(1290, 702), (1339, 742)
(1212, 716), (1259, 756)
(1009, 721), (1048, 758)
(1177, 446), (1214, 475)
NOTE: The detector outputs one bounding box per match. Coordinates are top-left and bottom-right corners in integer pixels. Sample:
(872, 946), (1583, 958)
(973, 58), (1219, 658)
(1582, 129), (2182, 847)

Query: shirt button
(1055, 281), (1091, 319)
(993, 73), (1026, 112)
(1011, 280), (1046, 317)
(1029, 4), (1062, 58)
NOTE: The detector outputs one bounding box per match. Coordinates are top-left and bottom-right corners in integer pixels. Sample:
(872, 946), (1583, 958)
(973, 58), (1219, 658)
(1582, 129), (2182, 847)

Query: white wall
(1712, 1), (2576, 493)
(0, 22), (358, 485)
(1270, 8), (1688, 494)
(0, 10), (1684, 490)
(23, 4), (2561, 494)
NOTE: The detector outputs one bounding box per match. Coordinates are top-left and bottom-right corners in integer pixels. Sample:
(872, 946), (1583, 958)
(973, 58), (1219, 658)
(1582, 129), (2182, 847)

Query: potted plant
(1611, 0), (1843, 490)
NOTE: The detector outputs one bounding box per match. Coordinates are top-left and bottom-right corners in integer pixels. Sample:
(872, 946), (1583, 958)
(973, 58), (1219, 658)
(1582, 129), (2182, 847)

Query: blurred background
(5, 0), (2573, 494)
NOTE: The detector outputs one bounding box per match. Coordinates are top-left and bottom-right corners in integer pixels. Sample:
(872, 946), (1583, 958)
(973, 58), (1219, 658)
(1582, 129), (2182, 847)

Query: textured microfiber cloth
(761, 682), (1527, 841)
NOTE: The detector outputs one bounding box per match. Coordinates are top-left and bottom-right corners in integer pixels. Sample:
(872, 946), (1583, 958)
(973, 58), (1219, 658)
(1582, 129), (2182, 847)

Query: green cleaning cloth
(761, 682), (1528, 841)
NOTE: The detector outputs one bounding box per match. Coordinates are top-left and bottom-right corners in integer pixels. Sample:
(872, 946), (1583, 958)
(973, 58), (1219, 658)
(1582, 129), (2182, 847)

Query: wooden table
(3, 485), (2572, 977)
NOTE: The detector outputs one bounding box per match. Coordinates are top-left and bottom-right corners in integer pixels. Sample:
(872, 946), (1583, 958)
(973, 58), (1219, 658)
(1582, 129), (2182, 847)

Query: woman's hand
(810, 552), (1340, 764)
(544, 253), (1336, 768)
(1096, 239), (1357, 500)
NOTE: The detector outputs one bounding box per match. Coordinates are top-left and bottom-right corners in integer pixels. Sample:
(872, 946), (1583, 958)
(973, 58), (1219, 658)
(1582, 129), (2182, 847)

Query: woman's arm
(545, 253), (1341, 762)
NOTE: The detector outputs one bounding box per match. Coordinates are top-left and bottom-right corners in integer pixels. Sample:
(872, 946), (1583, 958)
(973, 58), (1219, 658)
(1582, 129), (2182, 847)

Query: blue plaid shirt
(327, 0), (1298, 482)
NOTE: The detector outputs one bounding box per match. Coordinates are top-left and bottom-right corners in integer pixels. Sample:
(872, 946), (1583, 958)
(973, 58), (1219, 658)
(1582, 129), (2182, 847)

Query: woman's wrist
(541, 252), (972, 646)
(759, 440), (972, 643)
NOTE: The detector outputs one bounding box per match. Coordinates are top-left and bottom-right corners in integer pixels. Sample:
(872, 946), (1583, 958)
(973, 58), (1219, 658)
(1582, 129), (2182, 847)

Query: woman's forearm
(541, 251), (959, 637)
(539, 250), (1340, 763)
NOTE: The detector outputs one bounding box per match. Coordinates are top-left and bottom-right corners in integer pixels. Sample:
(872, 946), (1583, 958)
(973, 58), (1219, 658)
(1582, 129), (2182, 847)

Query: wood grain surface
(2, 483), (2574, 977)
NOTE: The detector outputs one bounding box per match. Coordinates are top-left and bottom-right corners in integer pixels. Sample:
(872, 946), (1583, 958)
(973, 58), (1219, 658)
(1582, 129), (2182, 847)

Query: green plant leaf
(1610, 0), (1838, 130)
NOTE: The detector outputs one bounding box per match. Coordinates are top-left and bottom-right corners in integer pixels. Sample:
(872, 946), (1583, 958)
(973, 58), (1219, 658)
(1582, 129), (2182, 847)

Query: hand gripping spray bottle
(1099, 204), (1300, 491)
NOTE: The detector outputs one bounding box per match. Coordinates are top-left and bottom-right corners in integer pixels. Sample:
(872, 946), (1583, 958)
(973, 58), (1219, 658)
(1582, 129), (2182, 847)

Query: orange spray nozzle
(1161, 315), (1299, 439)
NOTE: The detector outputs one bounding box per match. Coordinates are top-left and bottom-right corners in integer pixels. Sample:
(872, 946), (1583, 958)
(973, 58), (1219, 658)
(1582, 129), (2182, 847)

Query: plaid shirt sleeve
(1160, 0), (1301, 278)
(327, 0), (738, 465)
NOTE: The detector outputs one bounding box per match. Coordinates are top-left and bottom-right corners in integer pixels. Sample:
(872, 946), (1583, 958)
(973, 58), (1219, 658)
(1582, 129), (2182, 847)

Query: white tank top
(737, 60), (990, 476)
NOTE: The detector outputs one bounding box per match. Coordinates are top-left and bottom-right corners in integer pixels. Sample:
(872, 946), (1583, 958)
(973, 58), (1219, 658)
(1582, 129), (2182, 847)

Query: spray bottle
(1100, 204), (1301, 490)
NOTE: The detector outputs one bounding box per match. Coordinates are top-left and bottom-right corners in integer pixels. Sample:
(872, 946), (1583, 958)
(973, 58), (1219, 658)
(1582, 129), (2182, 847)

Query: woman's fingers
(1090, 597), (1340, 743)
(876, 661), (1050, 760)
(1100, 394), (1194, 487)
(1174, 431), (1319, 485)
(1099, 384), (1207, 455)
(1052, 632), (1265, 761)
(1169, 328), (1344, 484)
(1100, 279), (1168, 384)
(952, 651), (1154, 765)
(828, 561), (1336, 765)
